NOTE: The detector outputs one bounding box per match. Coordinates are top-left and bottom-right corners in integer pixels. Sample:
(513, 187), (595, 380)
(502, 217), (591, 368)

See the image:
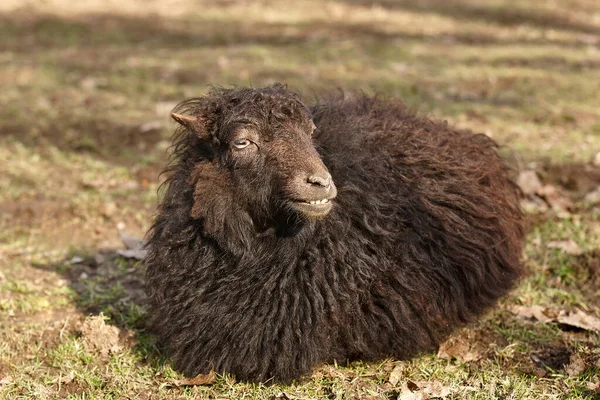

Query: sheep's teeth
(307, 199), (329, 205)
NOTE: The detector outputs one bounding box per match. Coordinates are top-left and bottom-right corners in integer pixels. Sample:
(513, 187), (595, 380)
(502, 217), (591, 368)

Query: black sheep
(145, 83), (524, 383)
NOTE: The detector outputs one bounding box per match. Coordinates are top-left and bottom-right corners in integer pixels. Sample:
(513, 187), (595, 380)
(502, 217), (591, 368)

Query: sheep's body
(145, 87), (524, 383)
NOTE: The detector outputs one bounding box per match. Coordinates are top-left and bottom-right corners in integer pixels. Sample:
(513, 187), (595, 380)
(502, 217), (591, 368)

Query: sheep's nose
(307, 173), (332, 189)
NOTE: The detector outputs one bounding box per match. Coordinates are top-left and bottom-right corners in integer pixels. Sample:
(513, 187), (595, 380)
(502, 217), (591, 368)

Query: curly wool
(145, 85), (524, 383)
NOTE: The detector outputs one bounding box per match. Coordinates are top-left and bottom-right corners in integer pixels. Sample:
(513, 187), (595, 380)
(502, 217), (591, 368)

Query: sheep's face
(218, 116), (337, 221)
(173, 85), (337, 227)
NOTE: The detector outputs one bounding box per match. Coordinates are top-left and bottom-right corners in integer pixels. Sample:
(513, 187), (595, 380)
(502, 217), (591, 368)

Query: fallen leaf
(537, 184), (573, 213)
(557, 309), (600, 332)
(517, 170), (542, 196)
(120, 233), (145, 250)
(399, 380), (453, 400)
(116, 248), (148, 260)
(546, 239), (583, 255)
(172, 369), (216, 387)
(421, 381), (452, 398)
(437, 335), (482, 362)
(388, 364), (403, 386)
(68, 256), (84, 265)
(399, 386), (422, 400)
(117, 233), (148, 260)
(520, 197), (549, 213)
(0, 376), (13, 386)
(510, 305), (552, 323)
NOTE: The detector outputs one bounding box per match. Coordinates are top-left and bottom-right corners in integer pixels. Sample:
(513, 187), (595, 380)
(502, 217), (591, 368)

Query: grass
(0, 0), (599, 398)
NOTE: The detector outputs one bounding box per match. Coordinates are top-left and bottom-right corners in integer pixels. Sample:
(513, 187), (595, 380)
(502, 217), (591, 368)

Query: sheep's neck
(213, 212), (318, 258)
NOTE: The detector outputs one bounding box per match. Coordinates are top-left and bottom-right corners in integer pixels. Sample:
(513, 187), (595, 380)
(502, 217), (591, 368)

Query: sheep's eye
(233, 139), (251, 149)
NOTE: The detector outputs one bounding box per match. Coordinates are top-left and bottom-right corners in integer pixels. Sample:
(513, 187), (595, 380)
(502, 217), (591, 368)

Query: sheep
(145, 83), (525, 383)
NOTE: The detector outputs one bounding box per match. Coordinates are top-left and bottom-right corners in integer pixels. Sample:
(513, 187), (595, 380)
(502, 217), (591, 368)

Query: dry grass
(1, 0), (599, 398)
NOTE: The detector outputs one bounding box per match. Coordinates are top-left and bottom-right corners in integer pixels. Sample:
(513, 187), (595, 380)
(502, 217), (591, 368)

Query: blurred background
(1, 0), (599, 248)
(1, 1), (599, 398)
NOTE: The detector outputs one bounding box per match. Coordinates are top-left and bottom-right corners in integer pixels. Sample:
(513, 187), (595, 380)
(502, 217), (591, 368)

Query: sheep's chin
(290, 200), (333, 219)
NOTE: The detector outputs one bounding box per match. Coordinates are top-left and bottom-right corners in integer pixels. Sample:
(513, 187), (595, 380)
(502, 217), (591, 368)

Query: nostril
(307, 173), (331, 188)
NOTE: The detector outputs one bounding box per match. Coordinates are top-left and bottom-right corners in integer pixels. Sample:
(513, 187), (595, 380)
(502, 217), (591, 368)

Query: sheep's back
(312, 94), (524, 352)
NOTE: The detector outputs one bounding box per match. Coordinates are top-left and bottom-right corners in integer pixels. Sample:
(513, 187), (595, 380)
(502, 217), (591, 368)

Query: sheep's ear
(171, 113), (206, 137)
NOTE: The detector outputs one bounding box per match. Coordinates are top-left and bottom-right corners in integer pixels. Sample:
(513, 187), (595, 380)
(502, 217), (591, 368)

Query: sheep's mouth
(290, 197), (334, 218)
(299, 198), (331, 205)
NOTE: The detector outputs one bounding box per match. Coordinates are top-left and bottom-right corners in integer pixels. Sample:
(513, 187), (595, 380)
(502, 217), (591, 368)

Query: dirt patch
(530, 344), (572, 374)
(80, 314), (136, 361)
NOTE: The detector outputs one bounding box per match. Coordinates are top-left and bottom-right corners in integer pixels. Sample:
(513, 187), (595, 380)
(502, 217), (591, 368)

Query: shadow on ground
(33, 248), (148, 329)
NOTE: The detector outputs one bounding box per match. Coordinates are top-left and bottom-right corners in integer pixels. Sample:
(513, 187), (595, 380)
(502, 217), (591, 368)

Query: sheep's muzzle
(288, 172), (337, 219)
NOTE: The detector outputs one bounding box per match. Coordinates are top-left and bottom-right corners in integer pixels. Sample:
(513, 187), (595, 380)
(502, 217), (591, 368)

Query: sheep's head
(171, 84), (337, 235)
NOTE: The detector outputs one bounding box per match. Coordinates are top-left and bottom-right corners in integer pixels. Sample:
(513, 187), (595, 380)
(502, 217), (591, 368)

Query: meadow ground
(0, 0), (599, 398)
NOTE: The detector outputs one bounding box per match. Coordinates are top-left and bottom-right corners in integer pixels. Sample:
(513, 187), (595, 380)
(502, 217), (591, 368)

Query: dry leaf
(520, 197), (549, 213)
(68, 256), (84, 265)
(517, 170), (542, 196)
(116, 248), (148, 260)
(399, 380), (453, 400)
(172, 369), (215, 387)
(388, 364), (403, 386)
(118, 233), (148, 260)
(0, 376), (13, 386)
(537, 184), (573, 213)
(421, 381), (452, 398)
(437, 335), (482, 362)
(399, 381), (423, 400)
(547, 239), (583, 255)
(510, 305), (553, 323)
(120, 233), (146, 250)
(557, 309), (600, 332)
